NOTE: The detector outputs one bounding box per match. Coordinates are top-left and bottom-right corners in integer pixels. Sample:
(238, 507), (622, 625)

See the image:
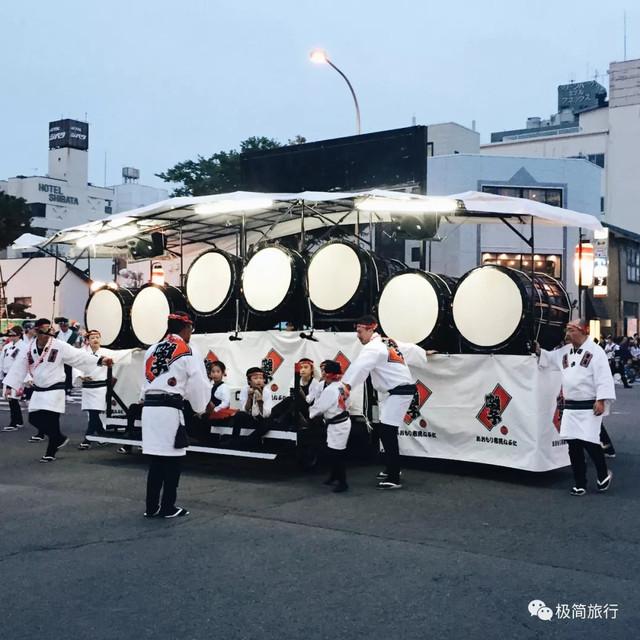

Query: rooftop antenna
(411, 114), (416, 126)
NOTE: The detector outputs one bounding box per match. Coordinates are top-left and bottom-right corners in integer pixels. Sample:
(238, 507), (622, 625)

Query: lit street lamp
(309, 49), (361, 135)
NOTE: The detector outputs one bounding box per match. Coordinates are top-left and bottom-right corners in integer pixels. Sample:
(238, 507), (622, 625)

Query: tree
(0, 191), (32, 250)
(156, 135), (305, 196)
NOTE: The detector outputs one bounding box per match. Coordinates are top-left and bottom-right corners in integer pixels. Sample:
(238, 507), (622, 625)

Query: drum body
(241, 245), (306, 329)
(185, 249), (241, 332)
(378, 270), (458, 351)
(452, 265), (570, 354)
(84, 286), (136, 348)
(130, 284), (188, 347)
(307, 240), (405, 328)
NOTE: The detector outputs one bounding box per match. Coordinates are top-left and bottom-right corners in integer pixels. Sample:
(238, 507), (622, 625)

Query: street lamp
(309, 48), (361, 135)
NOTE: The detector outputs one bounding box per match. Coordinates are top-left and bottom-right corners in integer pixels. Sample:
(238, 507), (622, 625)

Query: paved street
(1, 388), (639, 640)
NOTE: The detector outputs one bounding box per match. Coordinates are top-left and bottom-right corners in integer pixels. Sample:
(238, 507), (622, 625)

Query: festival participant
(309, 360), (351, 493)
(1, 326), (25, 431)
(3, 318), (114, 463)
(140, 312), (209, 518)
(55, 317), (81, 395)
(205, 360), (235, 421)
(535, 319), (615, 495)
(342, 314), (429, 490)
(76, 330), (121, 450)
(230, 367), (274, 444)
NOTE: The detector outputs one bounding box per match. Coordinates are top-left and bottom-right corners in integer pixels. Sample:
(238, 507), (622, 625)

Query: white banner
(110, 332), (569, 472)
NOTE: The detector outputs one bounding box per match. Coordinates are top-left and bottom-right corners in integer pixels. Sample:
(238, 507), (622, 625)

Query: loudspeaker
(390, 214), (439, 240)
(128, 232), (166, 260)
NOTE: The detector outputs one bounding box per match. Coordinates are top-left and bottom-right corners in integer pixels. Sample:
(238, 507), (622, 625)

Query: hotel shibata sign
(38, 183), (79, 205)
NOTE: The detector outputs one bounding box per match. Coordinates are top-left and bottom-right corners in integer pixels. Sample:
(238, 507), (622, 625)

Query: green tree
(0, 191), (32, 250)
(157, 135), (304, 196)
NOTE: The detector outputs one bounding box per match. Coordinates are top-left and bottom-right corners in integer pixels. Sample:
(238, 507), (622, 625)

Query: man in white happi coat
(75, 329), (125, 450)
(3, 318), (114, 463)
(140, 312), (209, 519)
(55, 317), (81, 395)
(1, 325), (26, 430)
(342, 314), (429, 490)
(536, 319), (615, 495)
(309, 360), (351, 493)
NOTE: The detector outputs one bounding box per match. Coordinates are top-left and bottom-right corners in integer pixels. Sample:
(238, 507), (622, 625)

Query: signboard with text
(49, 119), (89, 151)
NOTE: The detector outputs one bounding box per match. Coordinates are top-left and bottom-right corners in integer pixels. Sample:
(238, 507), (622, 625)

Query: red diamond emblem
(476, 384), (512, 431)
(404, 380), (432, 425)
(333, 351), (350, 374)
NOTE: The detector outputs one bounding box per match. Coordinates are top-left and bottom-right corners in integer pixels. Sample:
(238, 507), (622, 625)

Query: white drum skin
(131, 286), (171, 345)
(85, 289), (124, 346)
(453, 267), (523, 347)
(186, 252), (233, 313)
(308, 243), (362, 311)
(378, 272), (440, 345)
(242, 247), (292, 312)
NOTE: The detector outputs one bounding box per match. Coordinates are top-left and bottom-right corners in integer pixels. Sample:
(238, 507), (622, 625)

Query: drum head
(243, 247), (292, 312)
(308, 243), (362, 311)
(131, 286), (170, 345)
(453, 267), (523, 347)
(86, 289), (123, 347)
(186, 251), (233, 314)
(378, 273), (439, 345)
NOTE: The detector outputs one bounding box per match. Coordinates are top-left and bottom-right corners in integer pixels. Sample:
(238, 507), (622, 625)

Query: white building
(481, 61), (640, 236)
(402, 154), (603, 310)
(0, 119), (168, 248)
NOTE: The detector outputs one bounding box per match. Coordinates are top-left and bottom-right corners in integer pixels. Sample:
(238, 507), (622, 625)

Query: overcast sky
(2, 0), (637, 190)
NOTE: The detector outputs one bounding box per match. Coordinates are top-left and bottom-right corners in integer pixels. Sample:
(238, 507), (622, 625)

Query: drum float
(307, 240), (405, 327)
(130, 284), (188, 347)
(84, 285), (136, 348)
(378, 270), (458, 351)
(452, 265), (570, 354)
(241, 245), (306, 329)
(185, 249), (241, 332)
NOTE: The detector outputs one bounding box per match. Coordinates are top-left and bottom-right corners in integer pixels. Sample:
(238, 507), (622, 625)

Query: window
(482, 185), (563, 208)
(28, 203), (46, 218)
(411, 246), (421, 262)
(481, 252), (562, 278)
(587, 153), (605, 168)
(627, 248), (640, 283)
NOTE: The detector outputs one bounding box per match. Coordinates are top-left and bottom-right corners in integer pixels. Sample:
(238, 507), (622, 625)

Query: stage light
(194, 198), (273, 216)
(356, 196), (459, 214)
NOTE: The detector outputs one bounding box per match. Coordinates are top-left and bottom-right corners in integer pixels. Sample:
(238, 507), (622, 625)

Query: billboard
(240, 126), (428, 193)
(49, 119), (89, 151)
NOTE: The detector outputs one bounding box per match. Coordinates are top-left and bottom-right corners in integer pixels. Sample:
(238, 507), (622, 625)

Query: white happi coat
(239, 385), (273, 418)
(73, 346), (120, 412)
(342, 333), (426, 427)
(1, 339), (25, 399)
(3, 337), (106, 413)
(141, 334), (209, 457)
(539, 337), (616, 444)
(304, 378), (323, 406)
(210, 380), (231, 413)
(310, 380), (351, 450)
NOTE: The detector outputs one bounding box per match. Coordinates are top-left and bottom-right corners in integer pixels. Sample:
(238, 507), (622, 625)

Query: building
(482, 59), (640, 334)
(413, 154), (602, 313)
(0, 119), (168, 252)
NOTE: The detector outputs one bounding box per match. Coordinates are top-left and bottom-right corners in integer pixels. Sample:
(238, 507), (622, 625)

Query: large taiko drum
(130, 284), (188, 347)
(378, 270), (458, 351)
(307, 240), (405, 327)
(185, 249), (241, 332)
(84, 285), (136, 348)
(241, 245), (306, 329)
(452, 265), (570, 354)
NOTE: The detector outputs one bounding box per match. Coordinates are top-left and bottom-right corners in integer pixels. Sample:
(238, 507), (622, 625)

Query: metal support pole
(578, 228), (583, 320)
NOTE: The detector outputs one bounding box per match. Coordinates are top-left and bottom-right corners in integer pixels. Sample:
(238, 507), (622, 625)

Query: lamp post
(310, 49), (361, 135)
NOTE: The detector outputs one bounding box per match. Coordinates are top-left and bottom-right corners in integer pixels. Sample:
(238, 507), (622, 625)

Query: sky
(1, 0), (638, 190)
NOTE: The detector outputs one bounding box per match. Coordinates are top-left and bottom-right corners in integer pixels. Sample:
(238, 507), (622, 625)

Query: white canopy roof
(35, 189), (602, 256)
